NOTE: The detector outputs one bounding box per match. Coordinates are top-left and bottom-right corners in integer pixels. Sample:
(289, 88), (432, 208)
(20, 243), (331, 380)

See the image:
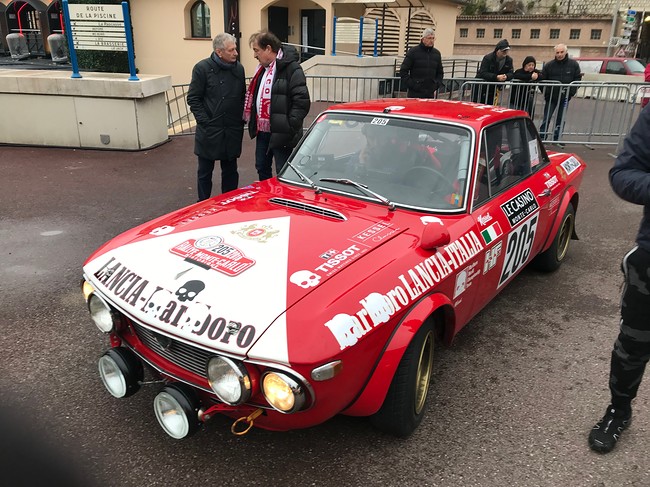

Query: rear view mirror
(420, 220), (451, 250)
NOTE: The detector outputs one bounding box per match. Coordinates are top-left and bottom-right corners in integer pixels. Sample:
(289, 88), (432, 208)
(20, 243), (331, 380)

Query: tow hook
(231, 409), (263, 436)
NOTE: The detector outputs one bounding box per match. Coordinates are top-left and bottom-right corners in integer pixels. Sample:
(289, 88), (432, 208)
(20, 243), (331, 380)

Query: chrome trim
(269, 198), (347, 221)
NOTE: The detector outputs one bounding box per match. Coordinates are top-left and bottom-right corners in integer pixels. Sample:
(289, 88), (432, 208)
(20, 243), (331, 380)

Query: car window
(577, 60), (602, 74)
(624, 59), (646, 74)
(283, 113), (473, 212)
(605, 61), (626, 75)
(472, 119), (533, 207)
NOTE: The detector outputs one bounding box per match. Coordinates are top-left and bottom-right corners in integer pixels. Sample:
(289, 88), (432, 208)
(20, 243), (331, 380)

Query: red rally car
(81, 99), (585, 439)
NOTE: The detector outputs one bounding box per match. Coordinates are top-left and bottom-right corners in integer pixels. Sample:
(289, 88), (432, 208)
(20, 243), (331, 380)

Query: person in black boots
(473, 39), (514, 106)
(399, 28), (444, 98)
(589, 104), (650, 453)
(187, 33), (246, 201)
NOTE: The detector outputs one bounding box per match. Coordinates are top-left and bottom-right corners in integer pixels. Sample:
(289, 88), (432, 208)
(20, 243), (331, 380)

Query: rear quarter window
(577, 60), (603, 74)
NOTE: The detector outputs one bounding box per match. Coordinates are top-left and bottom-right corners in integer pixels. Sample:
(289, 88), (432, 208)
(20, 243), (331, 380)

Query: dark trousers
(197, 156), (239, 201)
(540, 96), (569, 140)
(255, 131), (292, 181)
(609, 246), (650, 412)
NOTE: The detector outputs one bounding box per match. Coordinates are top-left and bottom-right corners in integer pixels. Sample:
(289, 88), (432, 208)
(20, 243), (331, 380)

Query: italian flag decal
(480, 222), (503, 245)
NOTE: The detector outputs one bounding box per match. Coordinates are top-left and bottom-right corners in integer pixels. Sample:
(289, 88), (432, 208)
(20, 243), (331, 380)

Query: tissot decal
(500, 189), (539, 227)
(170, 237), (255, 276)
(325, 230), (484, 350)
(498, 213), (539, 287)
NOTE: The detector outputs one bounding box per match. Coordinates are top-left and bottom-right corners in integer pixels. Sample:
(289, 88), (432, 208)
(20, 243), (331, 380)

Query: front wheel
(369, 321), (435, 437)
(532, 203), (575, 272)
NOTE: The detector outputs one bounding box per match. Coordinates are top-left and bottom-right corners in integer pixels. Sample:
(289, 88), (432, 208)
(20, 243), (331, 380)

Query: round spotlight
(262, 371), (306, 414)
(153, 384), (201, 440)
(98, 347), (143, 398)
(207, 356), (251, 405)
(87, 293), (119, 333)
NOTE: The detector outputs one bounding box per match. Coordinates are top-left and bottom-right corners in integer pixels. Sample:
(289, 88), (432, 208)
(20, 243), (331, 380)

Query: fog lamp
(98, 347), (143, 398)
(153, 384), (201, 440)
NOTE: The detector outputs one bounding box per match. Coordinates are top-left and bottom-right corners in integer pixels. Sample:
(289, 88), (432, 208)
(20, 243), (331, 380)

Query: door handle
(537, 188), (551, 197)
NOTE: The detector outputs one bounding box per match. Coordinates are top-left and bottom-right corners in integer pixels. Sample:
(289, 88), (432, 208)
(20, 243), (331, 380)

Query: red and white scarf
(243, 49), (283, 133)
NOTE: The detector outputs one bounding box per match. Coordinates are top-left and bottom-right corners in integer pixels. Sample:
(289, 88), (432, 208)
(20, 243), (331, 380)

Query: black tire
(532, 203), (575, 272)
(369, 321), (435, 437)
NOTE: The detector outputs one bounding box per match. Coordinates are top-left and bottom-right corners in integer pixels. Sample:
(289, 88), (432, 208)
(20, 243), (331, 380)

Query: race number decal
(498, 213), (539, 287)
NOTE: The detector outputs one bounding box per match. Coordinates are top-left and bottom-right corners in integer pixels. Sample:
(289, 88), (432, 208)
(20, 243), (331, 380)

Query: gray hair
(421, 28), (435, 39)
(213, 32), (236, 51)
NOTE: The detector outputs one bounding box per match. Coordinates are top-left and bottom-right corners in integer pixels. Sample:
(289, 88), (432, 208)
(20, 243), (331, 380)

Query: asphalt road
(0, 136), (648, 487)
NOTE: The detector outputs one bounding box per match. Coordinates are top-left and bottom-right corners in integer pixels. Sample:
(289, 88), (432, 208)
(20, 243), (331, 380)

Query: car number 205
(498, 213), (539, 287)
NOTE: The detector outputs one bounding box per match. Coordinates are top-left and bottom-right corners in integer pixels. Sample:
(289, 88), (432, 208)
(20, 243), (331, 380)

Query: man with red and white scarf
(244, 31), (310, 180)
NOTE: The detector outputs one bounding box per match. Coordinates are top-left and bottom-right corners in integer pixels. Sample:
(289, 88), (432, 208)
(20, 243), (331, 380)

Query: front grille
(131, 322), (212, 379)
(269, 198), (346, 221)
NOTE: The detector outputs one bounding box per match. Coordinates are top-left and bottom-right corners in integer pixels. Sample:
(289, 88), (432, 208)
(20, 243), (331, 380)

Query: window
(530, 29), (540, 39)
(591, 29), (602, 40)
(512, 29), (521, 39)
(460, 28), (468, 38)
(190, 0), (211, 38)
(494, 28), (503, 39)
(550, 29), (560, 39)
(569, 29), (580, 39)
(477, 28), (485, 38)
(605, 61), (626, 75)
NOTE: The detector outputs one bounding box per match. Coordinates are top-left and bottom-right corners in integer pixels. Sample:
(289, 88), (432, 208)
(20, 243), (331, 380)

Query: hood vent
(269, 198), (347, 221)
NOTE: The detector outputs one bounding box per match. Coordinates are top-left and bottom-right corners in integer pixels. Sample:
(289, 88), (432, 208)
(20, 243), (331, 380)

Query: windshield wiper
(319, 177), (395, 211)
(285, 158), (322, 194)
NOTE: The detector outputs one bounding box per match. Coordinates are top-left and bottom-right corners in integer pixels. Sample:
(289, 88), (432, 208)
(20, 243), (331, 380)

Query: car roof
(324, 98), (527, 130)
(576, 57), (640, 61)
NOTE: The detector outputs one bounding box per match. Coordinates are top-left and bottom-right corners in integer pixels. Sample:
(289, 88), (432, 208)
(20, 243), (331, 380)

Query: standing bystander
(588, 104), (650, 454)
(187, 33), (246, 201)
(399, 28), (444, 98)
(509, 55), (542, 117)
(473, 39), (514, 105)
(244, 30), (311, 180)
(539, 44), (581, 142)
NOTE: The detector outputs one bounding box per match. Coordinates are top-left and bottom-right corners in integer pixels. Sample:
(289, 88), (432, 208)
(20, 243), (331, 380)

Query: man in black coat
(245, 30), (311, 180)
(187, 32), (245, 201)
(399, 28), (443, 98)
(473, 39), (514, 105)
(539, 43), (582, 142)
(589, 105), (650, 453)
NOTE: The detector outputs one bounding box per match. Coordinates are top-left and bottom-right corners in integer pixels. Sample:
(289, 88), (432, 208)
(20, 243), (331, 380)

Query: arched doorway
(5, 0), (48, 56)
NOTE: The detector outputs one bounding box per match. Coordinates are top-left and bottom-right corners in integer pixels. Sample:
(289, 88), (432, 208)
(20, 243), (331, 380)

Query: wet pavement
(0, 136), (648, 486)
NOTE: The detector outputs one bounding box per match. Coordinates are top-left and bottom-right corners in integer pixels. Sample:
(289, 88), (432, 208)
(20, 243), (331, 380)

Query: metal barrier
(166, 76), (648, 150)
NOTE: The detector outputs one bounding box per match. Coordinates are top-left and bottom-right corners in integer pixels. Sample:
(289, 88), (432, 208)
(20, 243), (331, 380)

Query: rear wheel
(369, 321), (435, 437)
(532, 203), (575, 272)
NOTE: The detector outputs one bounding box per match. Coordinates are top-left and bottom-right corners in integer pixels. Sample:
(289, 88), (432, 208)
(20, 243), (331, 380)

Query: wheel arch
(341, 292), (455, 417)
(541, 187), (579, 253)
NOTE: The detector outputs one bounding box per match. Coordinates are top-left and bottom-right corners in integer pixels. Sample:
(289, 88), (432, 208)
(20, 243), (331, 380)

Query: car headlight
(262, 371), (306, 414)
(87, 293), (119, 333)
(207, 356), (251, 405)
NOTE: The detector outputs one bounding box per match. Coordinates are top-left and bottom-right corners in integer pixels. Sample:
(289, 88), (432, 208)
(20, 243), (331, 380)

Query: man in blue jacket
(589, 105), (650, 453)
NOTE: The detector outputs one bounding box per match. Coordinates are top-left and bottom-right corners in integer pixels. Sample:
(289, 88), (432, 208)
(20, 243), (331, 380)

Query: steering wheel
(403, 166), (456, 195)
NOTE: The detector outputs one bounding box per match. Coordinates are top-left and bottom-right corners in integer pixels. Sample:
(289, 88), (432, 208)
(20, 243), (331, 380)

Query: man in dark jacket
(399, 28), (443, 98)
(473, 39), (514, 105)
(245, 30), (311, 180)
(539, 43), (582, 142)
(589, 105), (650, 454)
(187, 32), (246, 201)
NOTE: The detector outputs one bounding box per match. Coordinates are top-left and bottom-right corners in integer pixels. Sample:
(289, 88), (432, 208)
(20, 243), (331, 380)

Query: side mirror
(420, 220), (451, 250)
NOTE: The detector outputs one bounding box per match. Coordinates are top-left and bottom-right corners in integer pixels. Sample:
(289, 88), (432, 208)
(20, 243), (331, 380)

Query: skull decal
(175, 280), (205, 302)
(290, 270), (321, 289)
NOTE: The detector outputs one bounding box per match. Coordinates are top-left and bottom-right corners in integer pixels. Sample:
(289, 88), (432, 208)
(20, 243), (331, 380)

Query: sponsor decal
(498, 213), (539, 287)
(483, 240), (503, 274)
(291, 245), (366, 288)
(370, 117), (389, 126)
(383, 105), (405, 111)
(290, 270), (321, 289)
(315, 245), (362, 273)
(454, 270), (467, 298)
(92, 258), (256, 348)
(421, 216), (443, 226)
(480, 222), (503, 245)
(544, 175), (559, 189)
(231, 223), (279, 243)
(170, 236), (255, 276)
(219, 190), (257, 206)
(560, 157), (581, 176)
(500, 189), (539, 228)
(529, 140), (540, 167)
(150, 225), (175, 236)
(325, 230), (484, 350)
(477, 213), (493, 226)
(320, 249), (338, 259)
(351, 222), (396, 243)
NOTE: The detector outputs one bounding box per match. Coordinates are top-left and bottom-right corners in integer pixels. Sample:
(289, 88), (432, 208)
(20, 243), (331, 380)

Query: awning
(333, 0), (425, 7)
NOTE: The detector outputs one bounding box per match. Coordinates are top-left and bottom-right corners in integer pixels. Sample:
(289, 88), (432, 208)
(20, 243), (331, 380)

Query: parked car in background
(81, 99), (586, 440)
(576, 57), (646, 76)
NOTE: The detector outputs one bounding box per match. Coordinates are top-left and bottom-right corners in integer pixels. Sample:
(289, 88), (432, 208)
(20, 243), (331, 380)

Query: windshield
(624, 59), (646, 73)
(280, 113), (473, 211)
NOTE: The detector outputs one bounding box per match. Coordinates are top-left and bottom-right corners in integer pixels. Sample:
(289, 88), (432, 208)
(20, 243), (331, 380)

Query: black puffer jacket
(248, 45), (311, 149)
(541, 55), (581, 101)
(187, 52), (246, 161)
(399, 42), (444, 98)
(473, 50), (514, 104)
(610, 106), (650, 251)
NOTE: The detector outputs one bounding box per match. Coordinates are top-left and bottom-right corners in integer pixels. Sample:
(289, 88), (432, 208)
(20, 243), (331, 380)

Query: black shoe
(588, 406), (631, 453)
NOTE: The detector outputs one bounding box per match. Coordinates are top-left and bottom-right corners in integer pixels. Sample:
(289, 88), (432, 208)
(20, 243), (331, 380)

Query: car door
(469, 118), (554, 310)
